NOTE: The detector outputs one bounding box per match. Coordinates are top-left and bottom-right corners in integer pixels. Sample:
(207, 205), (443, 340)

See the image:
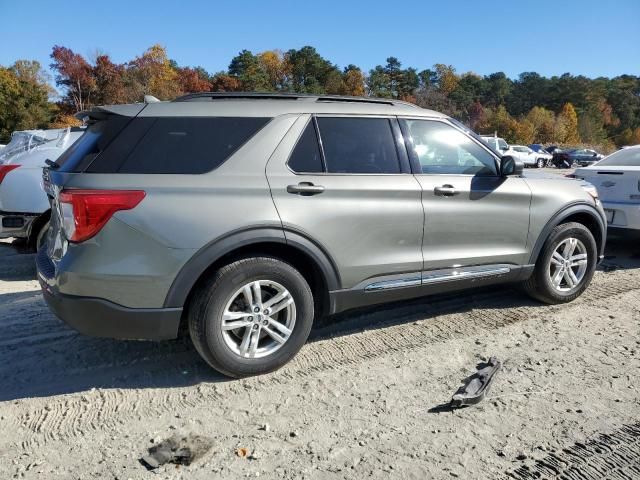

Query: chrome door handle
(286, 182), (325, 196)
(434, 185), (457, 196)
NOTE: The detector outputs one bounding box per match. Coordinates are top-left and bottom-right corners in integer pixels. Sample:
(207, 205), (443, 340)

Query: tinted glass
(597, 148), (640, 167)
(402, 120), (498, 176)
(117, 117), (270, 174)
(56, 115), (131, 172)
(287, 121), (324, 173)
(317, 117), (400, 174)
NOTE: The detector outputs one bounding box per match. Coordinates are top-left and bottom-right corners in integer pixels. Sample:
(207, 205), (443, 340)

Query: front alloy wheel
(548, 238), (588, 292)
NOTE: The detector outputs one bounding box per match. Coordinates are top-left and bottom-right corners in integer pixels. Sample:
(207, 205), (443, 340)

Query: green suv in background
(38, 93), (606, 378)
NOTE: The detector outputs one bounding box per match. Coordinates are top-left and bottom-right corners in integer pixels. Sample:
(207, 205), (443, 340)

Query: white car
(0, 128), (83, 249)
(574, 145), (640, 232)
(480, 135), (516, 157)
(510, 145), (549, 168)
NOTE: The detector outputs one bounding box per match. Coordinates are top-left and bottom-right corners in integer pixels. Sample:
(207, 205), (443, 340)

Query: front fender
(529, 202), (606, 264)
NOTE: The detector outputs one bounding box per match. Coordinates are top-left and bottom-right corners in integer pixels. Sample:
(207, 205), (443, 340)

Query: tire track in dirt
(14, 269), (640, 449)
(507, 423), (640, 479)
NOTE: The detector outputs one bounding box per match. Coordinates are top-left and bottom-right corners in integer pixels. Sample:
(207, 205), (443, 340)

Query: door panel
(266, 115), (424, 289)
(416, 175), (531, 268)
(399, 118), (531, 270)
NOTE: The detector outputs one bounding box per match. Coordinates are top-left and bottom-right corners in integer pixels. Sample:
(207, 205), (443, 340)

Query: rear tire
(188, 256), (314, 378)
(522, 222), (597, 304)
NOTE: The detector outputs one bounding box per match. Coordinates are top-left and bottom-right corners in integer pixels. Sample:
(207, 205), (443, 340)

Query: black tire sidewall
(196, 258), (313, 377)
(535, 223), (597, 302)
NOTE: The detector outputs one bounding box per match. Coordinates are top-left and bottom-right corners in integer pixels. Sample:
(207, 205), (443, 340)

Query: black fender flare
(163, 227), (341, 308)
(528, 202), (606, 265)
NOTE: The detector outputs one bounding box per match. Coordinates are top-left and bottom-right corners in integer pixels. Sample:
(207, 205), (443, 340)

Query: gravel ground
(0, 231), (638, 479)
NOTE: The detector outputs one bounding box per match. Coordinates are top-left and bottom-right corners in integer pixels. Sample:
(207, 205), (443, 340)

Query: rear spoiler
(75, 104), (147, 123)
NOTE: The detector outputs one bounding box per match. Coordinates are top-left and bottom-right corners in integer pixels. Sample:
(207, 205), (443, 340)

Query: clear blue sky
(1, 0), (638, 80)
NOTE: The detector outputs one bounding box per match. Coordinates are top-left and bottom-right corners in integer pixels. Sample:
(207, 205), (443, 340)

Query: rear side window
(116, 117), (270, 174)
(316, 117), (401, 174)
(287, 121), (324, 173)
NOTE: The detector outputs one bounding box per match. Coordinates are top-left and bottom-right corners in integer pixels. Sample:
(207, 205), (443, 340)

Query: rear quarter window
(115, 117), (270, 174)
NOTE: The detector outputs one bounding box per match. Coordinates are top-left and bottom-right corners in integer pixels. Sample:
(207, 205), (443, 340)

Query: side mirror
(501, 155), (524, 176)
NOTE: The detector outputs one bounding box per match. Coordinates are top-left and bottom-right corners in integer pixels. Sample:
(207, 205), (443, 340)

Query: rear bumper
(0, 210), (37, 239)
(37, 250), (182, 340)
(602, 201), (640, 231)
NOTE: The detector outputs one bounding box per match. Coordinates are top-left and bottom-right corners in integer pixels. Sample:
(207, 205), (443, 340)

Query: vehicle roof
(83, 93), (447, 119)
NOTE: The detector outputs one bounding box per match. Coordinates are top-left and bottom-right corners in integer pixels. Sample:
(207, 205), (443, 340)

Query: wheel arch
(27, 208), (51, 249)
(529, 202), (605, 265)
(163, 227), (341, 319)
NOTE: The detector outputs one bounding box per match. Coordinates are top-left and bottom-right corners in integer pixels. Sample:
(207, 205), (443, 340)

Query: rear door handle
(286, 182), (325, 196)
(434, 184), (457, 197)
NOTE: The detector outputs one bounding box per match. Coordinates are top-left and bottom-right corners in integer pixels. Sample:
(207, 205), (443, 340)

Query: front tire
(522, 222), (597, 304)
(536, 158), (544, 168)
(188, 256), (314, 378)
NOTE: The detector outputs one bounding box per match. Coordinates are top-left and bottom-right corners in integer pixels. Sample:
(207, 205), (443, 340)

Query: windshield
(0, 132), (50, 163)
(596, 148), (640, 167)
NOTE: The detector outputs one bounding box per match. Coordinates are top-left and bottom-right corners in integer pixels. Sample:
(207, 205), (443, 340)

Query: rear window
(57, 115), (131, 172)
(316, 117), (400, 174)
(597, 148), (640, 167)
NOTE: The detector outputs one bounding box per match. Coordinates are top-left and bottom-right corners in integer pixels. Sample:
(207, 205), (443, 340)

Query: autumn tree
(342, 65), (365, 96)
(93, 55), (129, 105)
(176, 67), (211, 94)
(258, 50), (288, 91)
(128, 44), (181, 100)
(557, 102), (581, 144)
(0, 61), (53, 142)
(50, 45), (96, 111)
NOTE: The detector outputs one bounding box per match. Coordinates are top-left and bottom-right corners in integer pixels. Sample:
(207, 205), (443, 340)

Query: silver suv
(38, 93), (606, 378)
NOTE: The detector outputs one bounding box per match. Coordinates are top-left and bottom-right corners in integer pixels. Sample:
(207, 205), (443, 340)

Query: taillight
(58, 189), (146, 242)
(0, 164), (20, 183)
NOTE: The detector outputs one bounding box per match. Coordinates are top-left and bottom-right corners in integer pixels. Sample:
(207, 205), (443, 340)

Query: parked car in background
(480, 135), (516, 157)
(574, 145), (640, 232)
(529, 144), (553, 165)
(38, 93), (606, 378)
(0, 128), (83, 250)
(553, 148), (603, 167)
(511, 145), (548, 168)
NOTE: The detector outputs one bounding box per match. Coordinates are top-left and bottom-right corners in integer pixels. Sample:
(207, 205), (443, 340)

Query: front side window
(401, 119), (498, 176)
(316, 117), (401, 174)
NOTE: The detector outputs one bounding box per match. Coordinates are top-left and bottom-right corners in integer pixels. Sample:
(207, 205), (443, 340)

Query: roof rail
(173, 91), (419, 108)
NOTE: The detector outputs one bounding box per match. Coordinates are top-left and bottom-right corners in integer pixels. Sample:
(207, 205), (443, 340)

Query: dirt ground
(0, 231), (639, 479)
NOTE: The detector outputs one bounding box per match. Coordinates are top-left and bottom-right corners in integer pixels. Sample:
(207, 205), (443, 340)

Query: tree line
(1, 44), (639, 149)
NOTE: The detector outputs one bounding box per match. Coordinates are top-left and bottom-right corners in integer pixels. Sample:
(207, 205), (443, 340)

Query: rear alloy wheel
(522, 222), (597, 304)
(188, 257), (314, 378)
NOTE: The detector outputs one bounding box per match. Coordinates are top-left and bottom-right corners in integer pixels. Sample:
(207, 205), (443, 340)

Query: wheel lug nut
(253, 324), (259, 330)
(254, 307), (260, 313)
(262, 320), (268, 325)
(248, 316), (253, 321)
(263, 309), (269, 315)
